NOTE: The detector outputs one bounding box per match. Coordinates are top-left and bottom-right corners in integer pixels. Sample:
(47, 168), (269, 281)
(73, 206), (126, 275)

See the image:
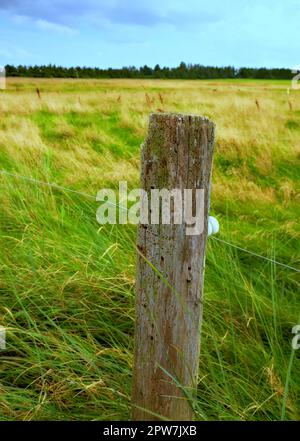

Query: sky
(0, 0), (299, 69)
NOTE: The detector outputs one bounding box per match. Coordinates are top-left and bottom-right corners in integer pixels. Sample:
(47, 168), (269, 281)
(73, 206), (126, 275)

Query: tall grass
(0, 78), (299, 420)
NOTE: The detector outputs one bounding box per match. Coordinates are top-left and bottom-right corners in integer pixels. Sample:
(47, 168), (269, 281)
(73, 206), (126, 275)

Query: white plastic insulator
(208, 216), (219, 236)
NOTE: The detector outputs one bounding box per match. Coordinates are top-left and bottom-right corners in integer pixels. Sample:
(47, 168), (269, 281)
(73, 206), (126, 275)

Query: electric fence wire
(1, 169), (299, 273)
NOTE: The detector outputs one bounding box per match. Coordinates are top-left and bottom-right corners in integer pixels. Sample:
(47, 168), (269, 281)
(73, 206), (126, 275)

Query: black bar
(0, 421), (298, 440)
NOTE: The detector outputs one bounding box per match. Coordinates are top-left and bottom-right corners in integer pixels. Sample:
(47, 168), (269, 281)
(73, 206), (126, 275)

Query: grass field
(0, 78), (299, 420)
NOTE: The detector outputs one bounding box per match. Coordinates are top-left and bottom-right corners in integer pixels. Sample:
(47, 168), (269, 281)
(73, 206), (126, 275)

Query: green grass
(0, 78), (299, 420)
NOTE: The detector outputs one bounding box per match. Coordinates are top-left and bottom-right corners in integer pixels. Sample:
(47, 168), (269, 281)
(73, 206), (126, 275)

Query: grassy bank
(0, 78), (299, 420)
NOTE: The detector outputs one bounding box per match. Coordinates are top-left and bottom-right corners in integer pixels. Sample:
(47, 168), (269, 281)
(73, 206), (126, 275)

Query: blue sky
(0, 0), (299, 68)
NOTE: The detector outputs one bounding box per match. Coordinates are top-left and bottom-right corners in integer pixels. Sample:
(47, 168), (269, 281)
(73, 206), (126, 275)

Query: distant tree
(4, 63), (293, 80)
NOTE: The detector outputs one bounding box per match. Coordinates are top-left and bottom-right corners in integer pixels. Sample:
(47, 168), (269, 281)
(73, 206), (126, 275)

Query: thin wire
(211, 236), (300, 273)
(1, 169), (299, 273)
(0, 169), (127, 211)
(0, 170), (96, 200)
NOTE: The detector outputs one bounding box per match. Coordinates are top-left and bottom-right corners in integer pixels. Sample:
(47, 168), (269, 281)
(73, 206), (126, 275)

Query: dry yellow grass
(0, 77), (299, 421)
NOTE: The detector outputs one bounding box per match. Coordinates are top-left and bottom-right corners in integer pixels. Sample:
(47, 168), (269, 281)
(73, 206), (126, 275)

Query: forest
(4, 62), (293, 80)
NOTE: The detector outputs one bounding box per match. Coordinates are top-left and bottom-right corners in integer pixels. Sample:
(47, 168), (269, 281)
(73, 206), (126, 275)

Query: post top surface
(149, 112), (215, 128)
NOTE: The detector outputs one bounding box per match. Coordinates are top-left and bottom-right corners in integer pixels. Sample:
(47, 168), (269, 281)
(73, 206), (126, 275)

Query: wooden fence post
(132, 113), (215, 421)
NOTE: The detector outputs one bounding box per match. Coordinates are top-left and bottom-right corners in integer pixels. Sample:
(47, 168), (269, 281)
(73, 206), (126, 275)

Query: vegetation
(5, 63), (293, 80)
(0, 77), (299, 420)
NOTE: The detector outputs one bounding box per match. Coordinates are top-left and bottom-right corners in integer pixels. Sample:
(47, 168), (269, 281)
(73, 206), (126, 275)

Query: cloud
(0, 44), (31, 61)
(35, 19), (77, 35)
(1, 0), (299, 69)
(97, 2), (221, 26)
(0, 0), (82, 24)
(12, 13), (77, 35)
(0, 0), (222, 27)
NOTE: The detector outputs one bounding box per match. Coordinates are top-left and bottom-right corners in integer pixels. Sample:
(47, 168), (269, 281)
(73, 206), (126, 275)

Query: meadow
(0, 77), (299, 420)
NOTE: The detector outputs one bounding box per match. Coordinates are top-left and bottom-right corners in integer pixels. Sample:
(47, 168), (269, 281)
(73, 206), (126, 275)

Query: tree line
(4, 62), (292, 80)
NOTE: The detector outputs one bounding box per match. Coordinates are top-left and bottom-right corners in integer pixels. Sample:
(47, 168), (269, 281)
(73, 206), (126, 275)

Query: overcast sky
(0, 0), (298, 68)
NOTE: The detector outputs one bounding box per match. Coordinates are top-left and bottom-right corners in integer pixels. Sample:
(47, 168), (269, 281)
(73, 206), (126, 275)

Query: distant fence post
(132, 113), (215, 420)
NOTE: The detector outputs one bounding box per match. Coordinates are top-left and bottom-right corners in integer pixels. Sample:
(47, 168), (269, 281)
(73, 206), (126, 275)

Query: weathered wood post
(132, 113), (215, 421)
